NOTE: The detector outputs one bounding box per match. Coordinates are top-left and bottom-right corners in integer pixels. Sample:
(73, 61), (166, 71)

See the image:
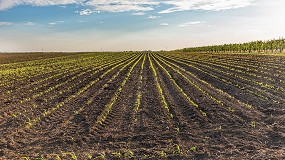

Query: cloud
(48, 21), (64, 26)
(131, 12), (146, 15)
(76, 9), (100, 16)
(86, 0), (157, 12)
(178, 21), (206, 27)
(159, 0), (255, 13)
(0, 21), (40, 26)
(160, 23), (169, 26)
(0, 0), (255, 14)
(86, 0), (254, 14)
(78, 9), (94, 15)
(0, 22), (13, 25)
(22, 21), (37, 26)
(91, 4), (153, 13)
(0, 0), (86, 10)
(147, 15), (160, 19)
(0, 0), (158, 12)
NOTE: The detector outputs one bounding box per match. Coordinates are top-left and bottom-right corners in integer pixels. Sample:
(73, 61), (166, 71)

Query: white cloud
(178, 21), (206, 27)
(0, 0), (158, 12)
(0, 21), (40, 26)
(86, 0), (157, 12)
(0, 0), (255, 14)
(48, 21), (64, 26)
(94, 4), (153, 12)
(0, 0), (86, 10)
(159, 0), (254, 13)
(0, 22), (13, 26)
(76, 9), (100, 15)
(78, 9), (94, 15)
(160, 23), (169, 26)
(0, 22), (13, 25)
(22, 21), (37, 26)
(131, 12), (146, 15)
(147, 15), (160, 19)
(86, 0), (158, 6)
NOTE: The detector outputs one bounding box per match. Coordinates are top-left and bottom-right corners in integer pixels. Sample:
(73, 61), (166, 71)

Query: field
(0, 52), (285, 159)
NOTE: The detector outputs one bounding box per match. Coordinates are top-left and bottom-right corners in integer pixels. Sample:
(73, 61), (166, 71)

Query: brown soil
(0, 52), (284, 159)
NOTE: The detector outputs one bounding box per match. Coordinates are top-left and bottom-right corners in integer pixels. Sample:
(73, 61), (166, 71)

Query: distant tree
(177, 38), (285, 54)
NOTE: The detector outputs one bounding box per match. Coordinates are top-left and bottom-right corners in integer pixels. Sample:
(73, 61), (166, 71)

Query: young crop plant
(8, 61), (109, 119)
(190, 146), (197, 152)
(194, 57), (281, 92)
(159, 150), (167, 158)
(94, 152), (106, 160)
(123, 149), (135, 159)
(250, 121), (257, 128)
(95, 54), (143, 126)
(112, 151), (122, 158)
(176, 54), (285, 103)
(134, 53), (146, 113)
(207, 56), (284, 83)
(3, 53), (133, 110)
(151, 54), (206, 118)
(53, 54), (142, 129)
(25, 54), (140, 129)
(180, 56), (267, 103)
(62, 152), (77, 160)
(158, 53), (255, 109)
(148, 53), (172, 118)
(172, 144), (183, 155)
(4, 51), (284, 159)
(156, 55), (220, 104)
(0, 57), (73, 89)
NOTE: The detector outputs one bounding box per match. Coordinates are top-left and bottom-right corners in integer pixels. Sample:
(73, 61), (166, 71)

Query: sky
(0, 0), (285, 52)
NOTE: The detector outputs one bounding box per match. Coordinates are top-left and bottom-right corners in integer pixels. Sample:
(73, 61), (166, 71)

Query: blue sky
(0, 0), (284, 52)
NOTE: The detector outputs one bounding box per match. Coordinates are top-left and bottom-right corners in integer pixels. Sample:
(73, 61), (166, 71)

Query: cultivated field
(0, 52), (284, 159)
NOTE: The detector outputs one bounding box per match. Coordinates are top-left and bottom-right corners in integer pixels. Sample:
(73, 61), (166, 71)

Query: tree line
(178, 38), (285, 53)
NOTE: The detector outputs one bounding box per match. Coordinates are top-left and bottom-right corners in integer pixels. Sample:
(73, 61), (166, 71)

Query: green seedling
(159, 150), (167, 158)
(251, 121), (256, 128)
(190, 146), (197, 152)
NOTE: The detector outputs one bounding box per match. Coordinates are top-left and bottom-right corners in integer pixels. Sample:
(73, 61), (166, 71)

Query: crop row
(25, 53), (141, 129)
(160, 53), (285, 105)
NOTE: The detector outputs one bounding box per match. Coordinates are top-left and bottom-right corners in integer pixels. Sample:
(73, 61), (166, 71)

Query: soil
(0, 52), (284, 159)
